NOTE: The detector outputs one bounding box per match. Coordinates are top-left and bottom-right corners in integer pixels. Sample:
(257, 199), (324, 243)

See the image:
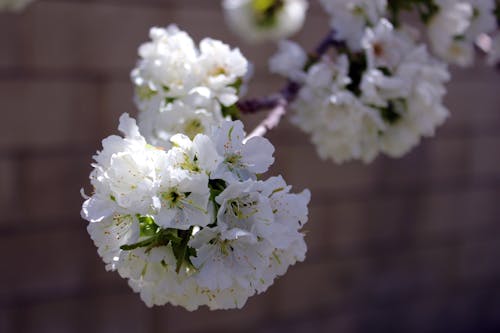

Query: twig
(243, 97), (287, 142)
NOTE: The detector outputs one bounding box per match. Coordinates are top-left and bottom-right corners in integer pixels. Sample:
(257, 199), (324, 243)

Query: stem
(243, 97), (287, 142)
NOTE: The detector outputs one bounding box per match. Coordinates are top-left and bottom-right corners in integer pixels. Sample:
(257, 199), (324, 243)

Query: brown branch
(244, 98), (287, 142)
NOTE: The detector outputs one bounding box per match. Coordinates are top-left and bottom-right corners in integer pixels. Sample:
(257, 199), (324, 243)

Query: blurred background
(0, 0), (499, 332)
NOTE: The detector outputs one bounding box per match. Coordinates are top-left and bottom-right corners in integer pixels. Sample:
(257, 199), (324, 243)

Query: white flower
(427, 0), (496, 66)
(190, 177), (310, 303)
(190, 228), (273, 291)
(0, 0), (33, 11)
(360, 68), (411, 107)
(319, 0), (387, 51)
(222, 0), (308, 43)
(131, 26), (249, 148)
(87, 214), (140, 270)
(197, 38), (248, 106)
(293, 88), (384, 163)
(215, 180), (275, 244)
(154, 168), (211, 230)
(380, 46), (450, 157)
(427, 0), (474, 66)
(257, 176), (310, 249)
(290, 57), (384, 163)
(269, 40), (308, 82)
(211, 120), (275, 183)
(362, 19), (415, 71)
(82, 114), (164, 222)
(167, 133), (222, 177)
(131, 25), (200, 111)
(138, 100), (223, 149)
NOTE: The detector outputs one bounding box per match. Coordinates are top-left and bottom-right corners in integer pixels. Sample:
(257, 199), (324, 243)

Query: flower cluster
(82, 114), (310, 310)
(131, 25), (248, 149)
(0, 0), (33, 11)
(271, 19), (450, 163)
(84, 26), (310, 310)
(319, 0), (500, 67)
(427, 0), (498, 67)
(222, 0), (308, 43)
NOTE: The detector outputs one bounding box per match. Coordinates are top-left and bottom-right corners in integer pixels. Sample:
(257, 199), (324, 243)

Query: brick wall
(0, 1), (499, 332)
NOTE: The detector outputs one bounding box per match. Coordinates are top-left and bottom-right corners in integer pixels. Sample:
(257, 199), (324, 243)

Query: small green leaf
(221, 104), (241, 120)
(120, 237), (155, 251)
(229, 77), (243, 93)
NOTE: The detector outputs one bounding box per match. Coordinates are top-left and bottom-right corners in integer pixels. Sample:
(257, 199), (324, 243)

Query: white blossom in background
(466, 0), (497, 39)
(378, 44), (450, 157)
(427, 0), (473, 66)
(222, 0), (308, 43)
(427, 0), (497, 66)
(319, 0), (387, 51)
(273, 19), (450, 163)
(131, 25), (249, 148)
(290, 56), (385, 163)
(82, 113), (310, 310)
(0, 0), (33, 11)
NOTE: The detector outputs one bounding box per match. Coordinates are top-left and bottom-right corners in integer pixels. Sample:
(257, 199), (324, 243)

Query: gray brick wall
(0, 1), (499, 332)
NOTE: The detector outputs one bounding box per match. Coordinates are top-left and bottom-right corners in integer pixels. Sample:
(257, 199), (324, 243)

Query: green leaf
(229, 77), (243, 93)
(221, 104), (241, 120)
(120, 237), (156, 251)
(136, 85), (157, 100)
(172, 228), (194, 273)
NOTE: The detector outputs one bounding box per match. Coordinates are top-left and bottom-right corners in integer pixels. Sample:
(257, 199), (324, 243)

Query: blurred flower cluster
(271, 20), (450, 162)
(223, 0), (308, 42)
(0, 0), (33, 11)
(259, 0), (500, 162)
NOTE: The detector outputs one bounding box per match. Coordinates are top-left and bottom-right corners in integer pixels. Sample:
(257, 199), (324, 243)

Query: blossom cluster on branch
(254, 0), (500, 162)
(82, 27), (310, 310)
(272, 20), (450, 162)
